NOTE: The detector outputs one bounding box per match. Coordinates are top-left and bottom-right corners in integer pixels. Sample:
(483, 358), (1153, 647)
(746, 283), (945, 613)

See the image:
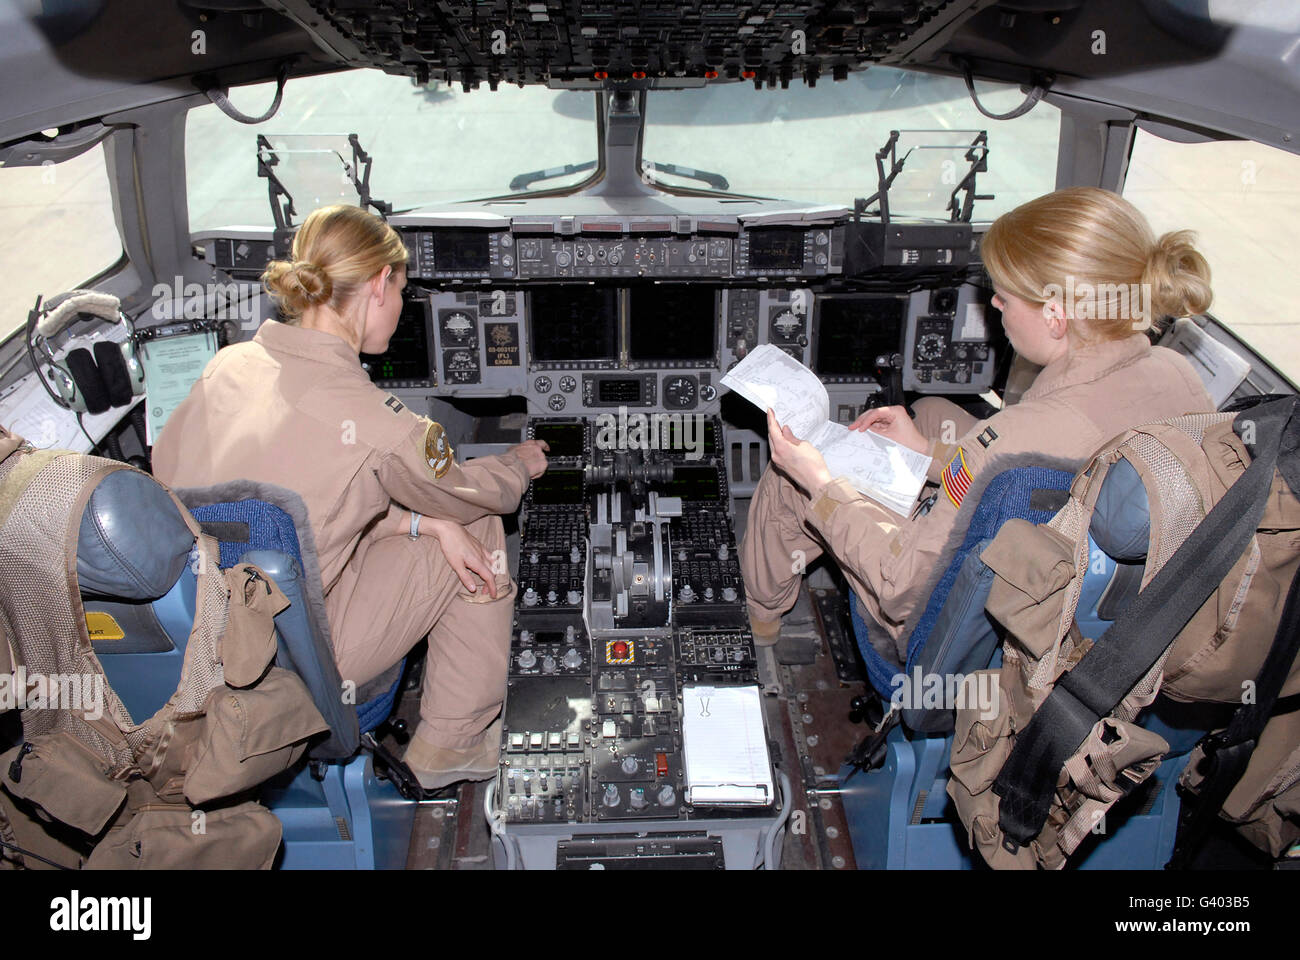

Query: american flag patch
(941, 447), (973, 508)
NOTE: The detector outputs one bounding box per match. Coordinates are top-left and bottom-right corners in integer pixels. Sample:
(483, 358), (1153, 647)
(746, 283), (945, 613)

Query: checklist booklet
(721, 343), (932, 514)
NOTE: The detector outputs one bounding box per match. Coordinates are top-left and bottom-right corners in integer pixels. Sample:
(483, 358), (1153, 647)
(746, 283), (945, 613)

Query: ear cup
(94, 340), (133, 407)
(65, 347), (110, 415)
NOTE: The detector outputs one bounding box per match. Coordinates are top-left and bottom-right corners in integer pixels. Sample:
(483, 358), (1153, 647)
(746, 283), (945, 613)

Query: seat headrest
(1090, 457), (1150, 563)
(78, 470), (195, 600)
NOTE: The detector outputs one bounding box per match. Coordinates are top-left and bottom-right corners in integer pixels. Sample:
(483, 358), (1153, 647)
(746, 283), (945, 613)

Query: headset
(27, 290), (146, 415)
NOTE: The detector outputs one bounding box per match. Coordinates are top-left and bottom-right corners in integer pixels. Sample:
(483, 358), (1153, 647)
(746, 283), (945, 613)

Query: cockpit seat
(84, 477), (416, 869)
(839, 459), (1209, 868)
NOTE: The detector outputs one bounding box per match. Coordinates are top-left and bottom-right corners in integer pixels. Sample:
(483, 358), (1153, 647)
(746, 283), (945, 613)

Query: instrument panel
(202, 217), (1001, 414)
(367, 280), (996, 416)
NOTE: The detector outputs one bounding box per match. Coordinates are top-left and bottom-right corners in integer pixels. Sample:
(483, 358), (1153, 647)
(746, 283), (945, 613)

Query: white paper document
(681, 685), (774, 805)
(721, 343), (932, 514)
(0, 373), (140, 453)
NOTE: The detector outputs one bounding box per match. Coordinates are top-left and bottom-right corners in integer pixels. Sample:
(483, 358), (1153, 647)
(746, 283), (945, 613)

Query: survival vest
(0, 427), (327, 869)
(947, 396), (1300, 869)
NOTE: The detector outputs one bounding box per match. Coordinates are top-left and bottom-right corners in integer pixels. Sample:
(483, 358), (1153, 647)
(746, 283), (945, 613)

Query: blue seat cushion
(356, 661), (406, 736)
(854, 466), (1075, 707)
(188, 497), (367, 758)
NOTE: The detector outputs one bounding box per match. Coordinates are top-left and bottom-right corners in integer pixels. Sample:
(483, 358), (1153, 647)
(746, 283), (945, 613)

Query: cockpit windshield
(185, 71), (599, 231)
(641, 68), (1060, 218)
(185, 66), (1059, 232)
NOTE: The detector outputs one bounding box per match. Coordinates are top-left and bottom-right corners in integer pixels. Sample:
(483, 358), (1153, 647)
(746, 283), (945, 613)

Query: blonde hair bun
(263, 259), (332, 318)
(981, 187), (1215, 341)
(1143, 229), (1213, 320)
(260, 204), (409, 322)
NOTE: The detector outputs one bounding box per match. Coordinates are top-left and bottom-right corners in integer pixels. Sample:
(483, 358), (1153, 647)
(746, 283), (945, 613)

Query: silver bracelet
(408, 511), (422, 541)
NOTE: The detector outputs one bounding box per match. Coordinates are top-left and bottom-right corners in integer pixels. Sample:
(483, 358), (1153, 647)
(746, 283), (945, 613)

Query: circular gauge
(548, 393), (566, 411)
(772, 309), (800, 340)
(558, 375), (577, 393)
(664, 376), (697, 409)
(443, 311), (474, 343)
(534, 376), (552, 393)
(918, 333), (947, 360)
(554, 250), (572, 267)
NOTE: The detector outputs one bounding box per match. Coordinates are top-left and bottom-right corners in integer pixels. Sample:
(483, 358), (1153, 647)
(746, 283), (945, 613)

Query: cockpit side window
(1124, 129), (1300, 385)
(0, 143), (123, 341)
(185, 69), (599, 232)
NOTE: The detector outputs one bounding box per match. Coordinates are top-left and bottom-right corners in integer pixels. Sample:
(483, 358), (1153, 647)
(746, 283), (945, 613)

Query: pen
(911, 491), (938, 520)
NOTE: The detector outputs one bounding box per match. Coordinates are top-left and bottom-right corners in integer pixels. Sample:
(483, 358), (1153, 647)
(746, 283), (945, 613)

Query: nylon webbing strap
(1167, 561), (1300, 868)
(992, 396), (1298, 848)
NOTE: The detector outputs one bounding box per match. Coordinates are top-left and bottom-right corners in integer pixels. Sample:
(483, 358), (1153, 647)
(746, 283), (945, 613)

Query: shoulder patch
(423, 419), (454, 479)
(384, 395), (405, 414)
(941, 447), (973, 508)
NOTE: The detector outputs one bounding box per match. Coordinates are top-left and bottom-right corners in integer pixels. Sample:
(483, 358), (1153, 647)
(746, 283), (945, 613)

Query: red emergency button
(605, 639), (634, 664)
(655, 752), (669, 778)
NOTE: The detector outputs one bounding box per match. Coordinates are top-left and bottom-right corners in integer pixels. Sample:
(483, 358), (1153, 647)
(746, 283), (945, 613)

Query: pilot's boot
(404, 717), (504, 790)
(740, 463), (826, 646)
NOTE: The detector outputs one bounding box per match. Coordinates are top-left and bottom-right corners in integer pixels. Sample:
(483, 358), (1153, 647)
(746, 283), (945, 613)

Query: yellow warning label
(85, 611), (125, 641)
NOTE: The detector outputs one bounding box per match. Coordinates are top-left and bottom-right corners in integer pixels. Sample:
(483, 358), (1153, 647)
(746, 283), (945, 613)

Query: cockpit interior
(2, 0), (1299, 883)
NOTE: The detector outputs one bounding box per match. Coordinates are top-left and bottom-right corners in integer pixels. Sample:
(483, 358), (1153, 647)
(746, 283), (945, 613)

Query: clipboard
(681, 684), (774, 806)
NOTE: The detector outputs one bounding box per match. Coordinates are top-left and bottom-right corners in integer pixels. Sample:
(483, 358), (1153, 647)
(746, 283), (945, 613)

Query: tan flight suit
(152, 320), (531, 749)
(740, 333), (1215, 647)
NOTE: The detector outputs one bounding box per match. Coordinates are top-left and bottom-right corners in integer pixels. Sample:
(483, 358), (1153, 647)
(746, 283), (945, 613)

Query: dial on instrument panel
(441, 310), (475, 344)
(917, 332), (947, 360)
(772, 309), (800, 340)
(663, 375), (697, 409)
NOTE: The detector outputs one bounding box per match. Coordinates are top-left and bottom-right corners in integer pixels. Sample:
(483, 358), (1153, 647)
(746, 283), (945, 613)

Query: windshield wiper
(640, 159), (729, 191)
(509, 160), (598, 191)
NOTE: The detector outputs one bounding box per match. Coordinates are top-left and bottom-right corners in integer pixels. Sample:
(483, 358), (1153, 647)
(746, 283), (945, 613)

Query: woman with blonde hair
(154, 204), (549, 789)
(740, 187), (1215, 654)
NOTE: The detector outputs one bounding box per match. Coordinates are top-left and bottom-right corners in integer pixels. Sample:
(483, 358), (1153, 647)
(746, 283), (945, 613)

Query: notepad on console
(681, 684), (774, 805)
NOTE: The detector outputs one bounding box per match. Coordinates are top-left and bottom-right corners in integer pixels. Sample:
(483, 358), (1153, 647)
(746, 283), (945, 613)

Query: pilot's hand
(851, 405), (928, 454)
(766, 408), (832, 499)
(509, 438), (550, 479)
(423, 517), (501, 599)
